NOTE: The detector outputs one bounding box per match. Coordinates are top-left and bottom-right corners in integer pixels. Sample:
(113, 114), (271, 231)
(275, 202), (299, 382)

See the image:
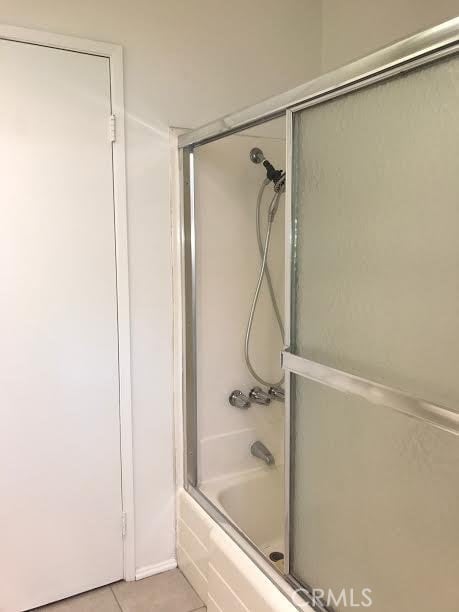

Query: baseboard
(135, 558), (178, 580)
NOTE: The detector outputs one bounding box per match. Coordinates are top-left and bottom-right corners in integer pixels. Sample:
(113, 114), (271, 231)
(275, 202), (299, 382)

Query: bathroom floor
(34, 570), (205, 612)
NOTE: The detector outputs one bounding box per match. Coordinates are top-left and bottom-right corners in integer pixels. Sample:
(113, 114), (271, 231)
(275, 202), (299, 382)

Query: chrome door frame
(283, 107), (294, 575)
(181, 146), (198, 487)
(177, 17), (459, 612)
(178, 18), (458, 149)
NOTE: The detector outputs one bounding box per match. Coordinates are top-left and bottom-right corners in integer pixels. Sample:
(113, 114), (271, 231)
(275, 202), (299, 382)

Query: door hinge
(109, 114), (116, 143)
(122, 512), (127, 538)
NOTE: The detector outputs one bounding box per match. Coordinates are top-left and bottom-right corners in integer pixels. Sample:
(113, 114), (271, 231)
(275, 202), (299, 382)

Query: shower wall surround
(193, 126), (286, 483)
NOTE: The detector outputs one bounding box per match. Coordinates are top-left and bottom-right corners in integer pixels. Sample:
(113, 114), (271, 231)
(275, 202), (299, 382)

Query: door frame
(0, 24), (136, 581)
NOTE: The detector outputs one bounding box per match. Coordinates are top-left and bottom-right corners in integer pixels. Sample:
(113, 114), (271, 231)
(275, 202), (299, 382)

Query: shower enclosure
(176, 18), (459, 612)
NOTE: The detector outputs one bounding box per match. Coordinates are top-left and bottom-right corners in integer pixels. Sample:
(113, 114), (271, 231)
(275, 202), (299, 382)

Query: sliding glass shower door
(178, 19), (458, 611)
(286, 54), (459, 611)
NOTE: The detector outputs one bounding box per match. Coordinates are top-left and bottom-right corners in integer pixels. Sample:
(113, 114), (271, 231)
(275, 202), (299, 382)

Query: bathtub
(200, 466), (285, 569)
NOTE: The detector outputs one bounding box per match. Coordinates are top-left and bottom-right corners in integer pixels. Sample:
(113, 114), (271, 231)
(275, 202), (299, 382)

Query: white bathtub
(200, 466), (285, 568)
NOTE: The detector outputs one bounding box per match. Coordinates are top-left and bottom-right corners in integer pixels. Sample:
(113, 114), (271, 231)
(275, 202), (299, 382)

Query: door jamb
(0, 24), (136, 581)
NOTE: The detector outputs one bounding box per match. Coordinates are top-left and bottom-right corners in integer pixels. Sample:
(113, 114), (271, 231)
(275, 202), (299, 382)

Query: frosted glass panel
(291, 375), (459, 612)
(290, 54), (459, 611)
(292, 55), (459, 408)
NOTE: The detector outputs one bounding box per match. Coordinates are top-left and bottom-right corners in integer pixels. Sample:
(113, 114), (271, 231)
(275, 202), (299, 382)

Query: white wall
(0, 0), (322, 573)
(194, 125), (286, 481)
(321, 0), (458, 71)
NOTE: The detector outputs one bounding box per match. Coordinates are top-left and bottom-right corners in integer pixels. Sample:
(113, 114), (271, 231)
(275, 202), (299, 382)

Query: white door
(0, 39), (124, 611)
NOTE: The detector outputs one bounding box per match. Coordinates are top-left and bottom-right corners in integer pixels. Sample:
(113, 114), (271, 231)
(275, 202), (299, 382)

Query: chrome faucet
(249, 387), (271, 405)
(229, 390), (251, 409)
(268, 386), (285, 402)
(251, 441), (275, 466)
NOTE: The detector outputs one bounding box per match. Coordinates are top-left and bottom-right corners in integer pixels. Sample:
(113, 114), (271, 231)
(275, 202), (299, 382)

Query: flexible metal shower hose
(244, 179), (285, 387)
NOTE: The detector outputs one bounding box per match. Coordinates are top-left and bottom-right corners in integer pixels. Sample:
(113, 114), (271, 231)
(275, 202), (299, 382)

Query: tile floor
(36, 570), (205, 612)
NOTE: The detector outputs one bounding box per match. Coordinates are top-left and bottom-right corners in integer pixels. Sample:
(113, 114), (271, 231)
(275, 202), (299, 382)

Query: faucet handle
(268, 386), (285, 402)
(229, 390), (251, 409)
(249, 386), (271, 405)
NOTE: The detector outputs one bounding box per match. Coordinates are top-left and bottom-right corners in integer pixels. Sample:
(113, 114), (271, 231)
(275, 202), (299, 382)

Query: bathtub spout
(251, 441), (275, 466)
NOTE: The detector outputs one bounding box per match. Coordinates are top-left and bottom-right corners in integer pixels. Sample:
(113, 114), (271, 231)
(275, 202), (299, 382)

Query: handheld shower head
(249, 147), (265, 164)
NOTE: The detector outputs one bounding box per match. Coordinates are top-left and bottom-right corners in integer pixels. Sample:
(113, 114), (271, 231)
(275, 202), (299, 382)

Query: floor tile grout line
(110, 585), (124, 612)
